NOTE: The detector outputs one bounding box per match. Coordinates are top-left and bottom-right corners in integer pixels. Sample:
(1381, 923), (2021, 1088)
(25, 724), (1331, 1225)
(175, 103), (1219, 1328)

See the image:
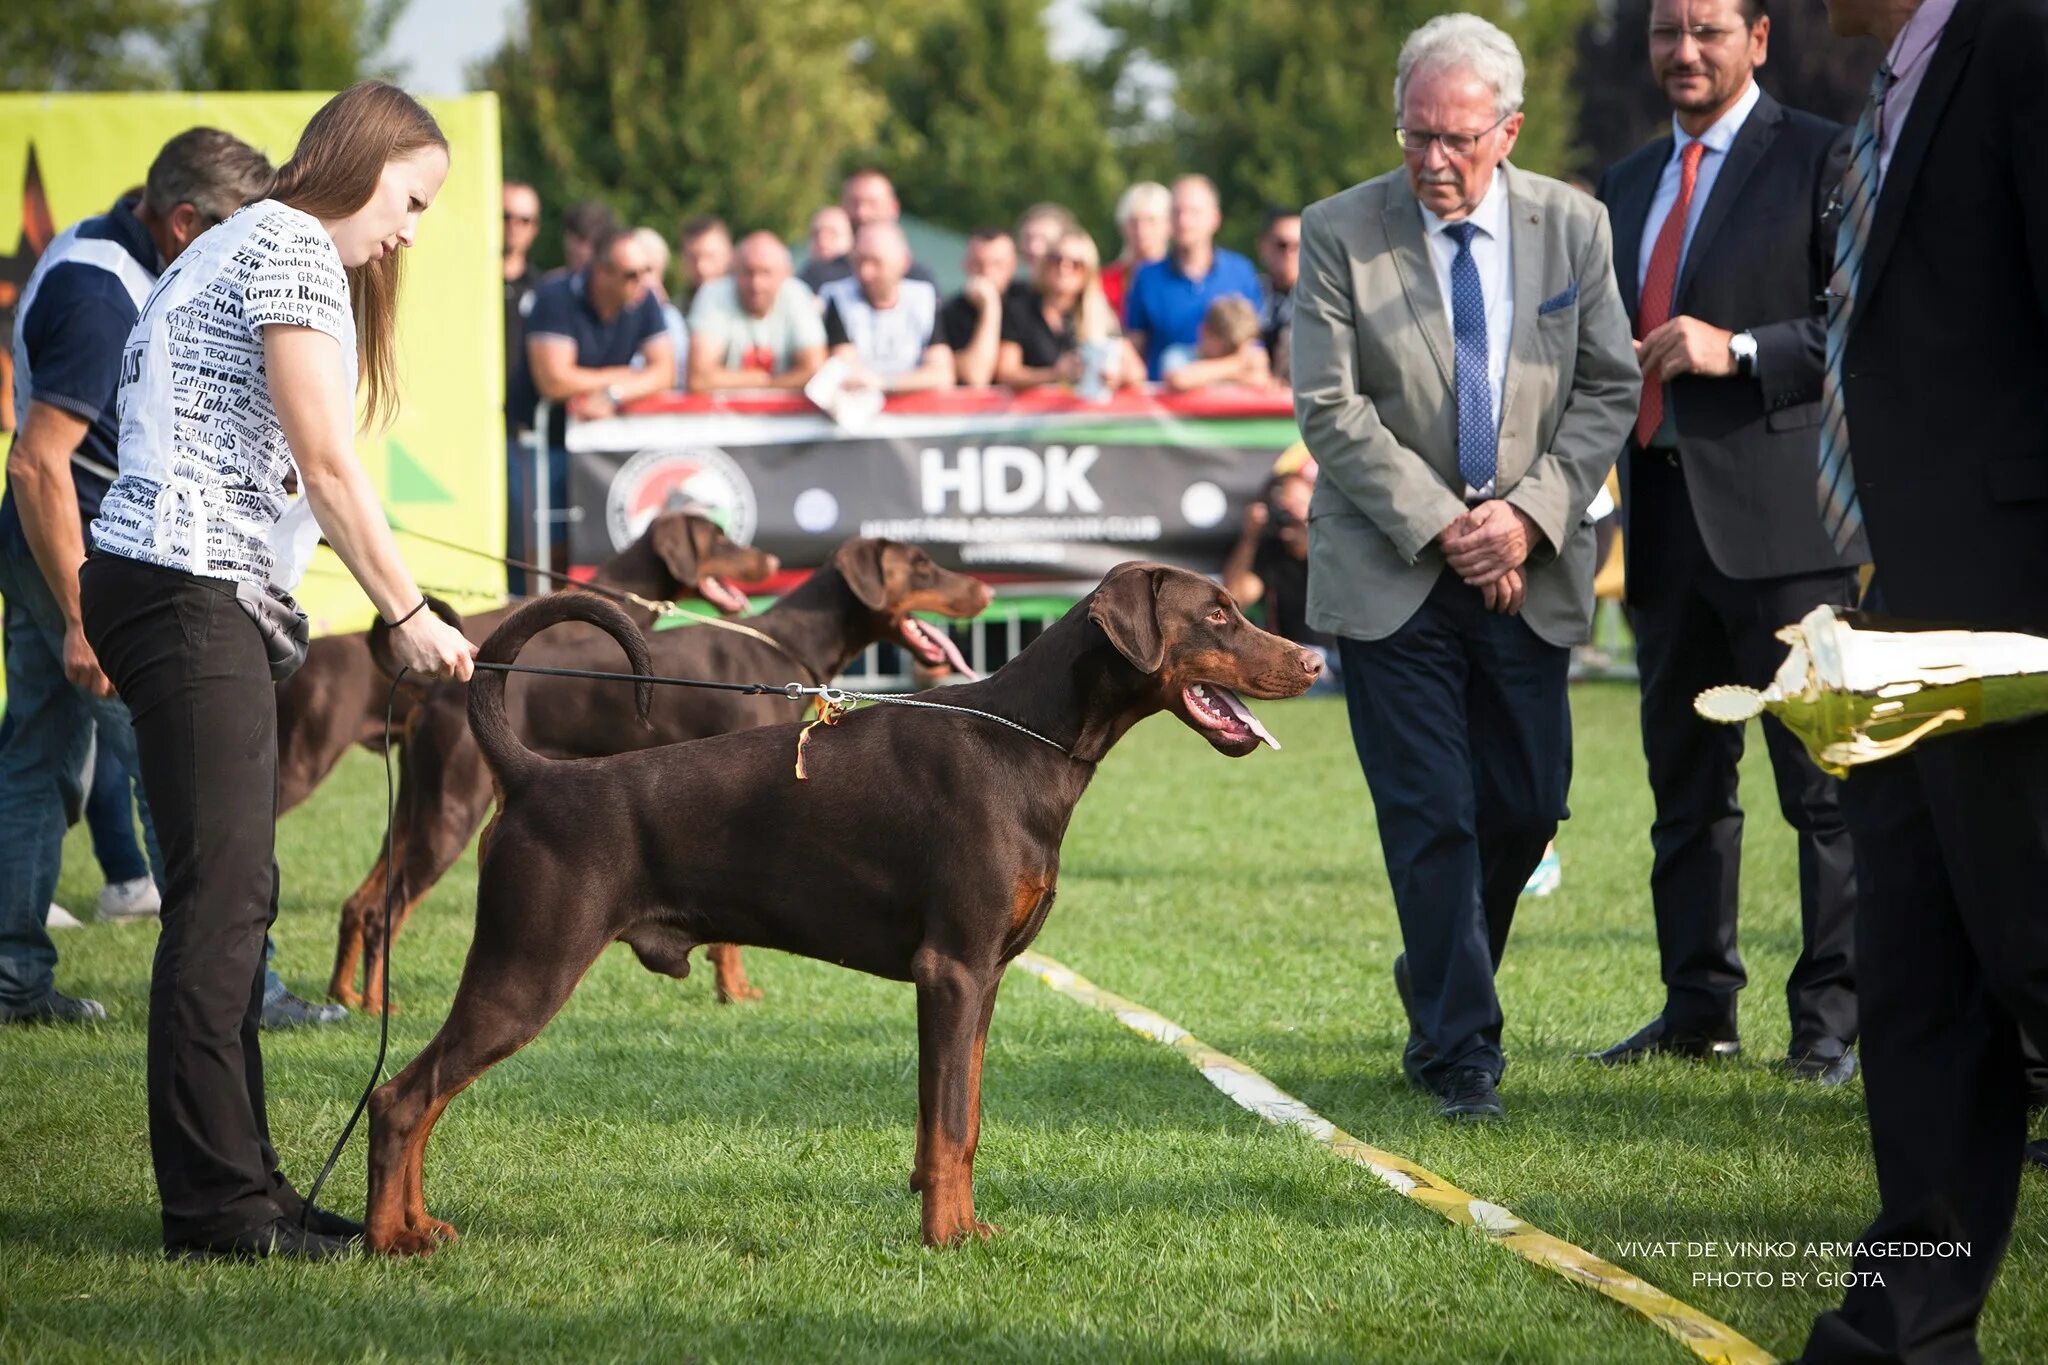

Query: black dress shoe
(1393, 954), (1435, 1091)
(292, 1204), (364, 1239)
(1780, 1046), (1858, 1086)
(1588, 1016), (1740, 1067)
(2026, 1139), (2048, 1175)
(1434, 1067), (1505, 1122)
(166, 1215), (358, 1262)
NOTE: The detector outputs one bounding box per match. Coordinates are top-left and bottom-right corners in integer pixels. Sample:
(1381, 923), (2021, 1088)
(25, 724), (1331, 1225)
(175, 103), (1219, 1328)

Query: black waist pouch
(234, 579), (311, 682)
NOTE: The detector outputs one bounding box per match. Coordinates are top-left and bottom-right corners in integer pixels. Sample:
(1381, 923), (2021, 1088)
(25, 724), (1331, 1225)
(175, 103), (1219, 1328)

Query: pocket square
(1538, 282), (1579, 315)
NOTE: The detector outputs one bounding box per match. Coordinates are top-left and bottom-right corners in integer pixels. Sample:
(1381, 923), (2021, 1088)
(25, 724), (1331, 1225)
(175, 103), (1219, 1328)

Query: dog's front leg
(911, 953), (999, 1246)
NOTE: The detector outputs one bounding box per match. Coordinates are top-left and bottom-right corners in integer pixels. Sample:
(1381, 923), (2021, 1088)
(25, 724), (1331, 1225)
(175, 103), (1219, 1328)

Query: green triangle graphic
(386, 438), (454, 504)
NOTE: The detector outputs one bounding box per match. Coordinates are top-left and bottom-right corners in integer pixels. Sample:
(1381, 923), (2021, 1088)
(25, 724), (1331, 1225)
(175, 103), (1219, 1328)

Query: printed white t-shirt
(94, 200), (355, 592)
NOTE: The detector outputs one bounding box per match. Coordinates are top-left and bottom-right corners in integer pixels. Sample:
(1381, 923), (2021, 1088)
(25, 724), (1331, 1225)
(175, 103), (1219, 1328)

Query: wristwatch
(1728, 331), (1758, 377)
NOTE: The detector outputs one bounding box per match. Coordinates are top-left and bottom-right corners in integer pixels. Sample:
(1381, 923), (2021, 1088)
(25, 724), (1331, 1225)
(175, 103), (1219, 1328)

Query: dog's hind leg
(705, 943), (761, 1004)
(366, 925), (606, 1256)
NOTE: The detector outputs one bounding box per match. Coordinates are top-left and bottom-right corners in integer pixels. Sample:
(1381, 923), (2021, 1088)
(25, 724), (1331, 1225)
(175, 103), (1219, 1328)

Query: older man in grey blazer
(1293, 13), (1638, 1121)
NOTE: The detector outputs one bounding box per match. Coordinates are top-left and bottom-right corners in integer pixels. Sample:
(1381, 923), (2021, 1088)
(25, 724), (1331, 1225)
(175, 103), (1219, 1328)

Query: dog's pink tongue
(700, 576), (748, 615)
(903, 618), (980, 680)
(1214, 686), (1281, 750)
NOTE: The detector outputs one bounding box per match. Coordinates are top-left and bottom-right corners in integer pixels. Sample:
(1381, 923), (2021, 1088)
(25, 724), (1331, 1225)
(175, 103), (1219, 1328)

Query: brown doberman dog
(327, 537), (990, 1012)
(363, 561), (1320, 1255)
(275, 511), (773, 816)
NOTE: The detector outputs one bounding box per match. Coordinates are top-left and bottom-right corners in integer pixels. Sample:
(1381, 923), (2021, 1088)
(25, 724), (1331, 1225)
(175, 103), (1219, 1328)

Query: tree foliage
(1092, 0), (1595, 253)
(1572, 0), (1882, 178)
(856, 0), (1125, 238)
(0, 0), (185, 92)
(175, 0), (407, 91)
(481, 0), (889, 263)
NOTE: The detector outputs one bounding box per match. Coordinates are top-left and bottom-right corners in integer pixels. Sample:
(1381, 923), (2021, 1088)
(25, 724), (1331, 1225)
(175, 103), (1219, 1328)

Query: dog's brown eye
(1206, 607), (1230, 627)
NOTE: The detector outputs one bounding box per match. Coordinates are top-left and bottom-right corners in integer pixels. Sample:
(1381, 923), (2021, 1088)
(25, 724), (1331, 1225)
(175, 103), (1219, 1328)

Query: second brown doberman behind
(364, 561), (1320, 1255)
(327, 537), (991, 1011)
(275, 511), (773, 815)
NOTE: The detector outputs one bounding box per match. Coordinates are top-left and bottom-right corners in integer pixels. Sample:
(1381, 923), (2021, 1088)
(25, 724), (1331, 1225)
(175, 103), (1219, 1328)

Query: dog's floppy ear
(831, 537), (894, 611)
(648, 513), (703, 591)
(1088, 563), (1166, 675)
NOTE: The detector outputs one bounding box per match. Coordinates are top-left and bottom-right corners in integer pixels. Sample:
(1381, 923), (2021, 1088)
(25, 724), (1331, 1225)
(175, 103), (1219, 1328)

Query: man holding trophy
(1740, 0), (2048, 1358)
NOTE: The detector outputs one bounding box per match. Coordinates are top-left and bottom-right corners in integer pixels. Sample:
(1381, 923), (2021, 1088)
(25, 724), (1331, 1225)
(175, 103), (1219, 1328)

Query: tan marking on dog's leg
(707, 943), (761, 1003)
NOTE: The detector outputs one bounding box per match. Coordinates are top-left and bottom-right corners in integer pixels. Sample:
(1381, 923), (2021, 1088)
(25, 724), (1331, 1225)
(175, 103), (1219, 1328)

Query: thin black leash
(299, 656), (1074, 1231)
(300, 666), (413, 1228)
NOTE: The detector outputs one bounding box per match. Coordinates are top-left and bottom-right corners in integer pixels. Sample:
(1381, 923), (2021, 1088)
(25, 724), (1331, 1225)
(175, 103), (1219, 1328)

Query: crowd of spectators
(500, 167), (1295, 425)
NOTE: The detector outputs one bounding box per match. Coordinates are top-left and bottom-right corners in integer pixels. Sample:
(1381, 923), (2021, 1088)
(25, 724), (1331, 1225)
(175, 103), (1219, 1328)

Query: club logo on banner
(605, 445), (758, 549)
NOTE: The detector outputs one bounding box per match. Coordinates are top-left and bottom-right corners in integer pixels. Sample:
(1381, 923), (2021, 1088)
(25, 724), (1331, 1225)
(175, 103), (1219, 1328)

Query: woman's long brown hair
(270, 81), (447, 431)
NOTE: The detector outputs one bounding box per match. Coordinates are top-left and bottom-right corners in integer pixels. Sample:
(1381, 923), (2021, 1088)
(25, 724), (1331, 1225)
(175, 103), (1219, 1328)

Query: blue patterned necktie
(1817, 62), (1895, 553)
(1445, 221), (1496, 493)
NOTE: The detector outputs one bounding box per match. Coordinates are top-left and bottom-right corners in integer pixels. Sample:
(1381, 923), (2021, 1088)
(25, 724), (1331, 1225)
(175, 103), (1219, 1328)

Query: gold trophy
(1694, 605), (2048, 776)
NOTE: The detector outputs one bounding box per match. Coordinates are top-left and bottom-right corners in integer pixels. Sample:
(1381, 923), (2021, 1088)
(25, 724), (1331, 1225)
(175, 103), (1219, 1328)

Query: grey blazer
(1293, 163), (1639, 646)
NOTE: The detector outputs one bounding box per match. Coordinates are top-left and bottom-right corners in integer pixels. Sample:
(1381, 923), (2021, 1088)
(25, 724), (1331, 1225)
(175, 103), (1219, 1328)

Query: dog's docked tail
(469, 592), (654, 786)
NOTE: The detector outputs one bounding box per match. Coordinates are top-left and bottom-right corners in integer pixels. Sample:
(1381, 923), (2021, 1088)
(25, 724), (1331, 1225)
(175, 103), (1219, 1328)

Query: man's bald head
(852, 220), (912, 305)
(734, 231), (794, 316)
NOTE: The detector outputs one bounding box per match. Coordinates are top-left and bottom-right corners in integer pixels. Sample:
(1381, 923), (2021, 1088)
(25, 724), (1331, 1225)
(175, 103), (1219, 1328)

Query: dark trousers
(1629, 451), (1859, 1049)
(1338, 570), (1572, 1086)
(79, 553), (306, 1247)
(1799, 711), (2048, 1364)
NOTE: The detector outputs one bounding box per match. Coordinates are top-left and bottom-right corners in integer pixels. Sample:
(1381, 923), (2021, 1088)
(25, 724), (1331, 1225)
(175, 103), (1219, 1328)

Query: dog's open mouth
(699, 575), (750, 615)
(1183, 682), (1280, 750)
(897, 616), (980, 679)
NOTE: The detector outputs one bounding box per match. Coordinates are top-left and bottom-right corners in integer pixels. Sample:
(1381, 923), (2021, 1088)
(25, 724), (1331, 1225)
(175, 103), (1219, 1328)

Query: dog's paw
(715, 983), (764, 1004)
(411, 1214), (459, 1245)
(370, 1224), (444, 1257)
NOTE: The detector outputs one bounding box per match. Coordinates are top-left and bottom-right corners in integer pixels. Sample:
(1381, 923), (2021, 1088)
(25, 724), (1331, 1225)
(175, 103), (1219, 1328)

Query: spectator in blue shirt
(505, 225), (675, 590)
(1123, 175), (1264, 380)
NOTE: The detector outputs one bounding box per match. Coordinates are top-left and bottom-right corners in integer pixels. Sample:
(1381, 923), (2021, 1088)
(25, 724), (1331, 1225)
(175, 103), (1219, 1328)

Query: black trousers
(1629, 451), (1860, 1049)
(79, 553), (306, 1247)
(1799, 709), (2048, 1364)
(1338, 570), (1572, 1086)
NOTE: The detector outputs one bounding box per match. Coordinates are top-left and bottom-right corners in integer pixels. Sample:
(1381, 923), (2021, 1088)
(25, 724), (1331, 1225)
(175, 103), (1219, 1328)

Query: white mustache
(1416, 171), (1460, 186)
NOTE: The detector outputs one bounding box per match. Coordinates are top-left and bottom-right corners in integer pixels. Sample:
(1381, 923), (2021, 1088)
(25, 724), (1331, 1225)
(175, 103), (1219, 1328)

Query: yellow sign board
(0, 92), (507, 634)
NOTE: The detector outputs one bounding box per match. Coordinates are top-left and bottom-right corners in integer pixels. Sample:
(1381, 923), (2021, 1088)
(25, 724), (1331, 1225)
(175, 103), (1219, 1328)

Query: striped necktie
(1817, 63), (1895, 554)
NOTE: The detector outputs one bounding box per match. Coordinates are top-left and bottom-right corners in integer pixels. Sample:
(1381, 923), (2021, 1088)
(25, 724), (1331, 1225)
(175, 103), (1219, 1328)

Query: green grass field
(4, 684), (2044, 1362)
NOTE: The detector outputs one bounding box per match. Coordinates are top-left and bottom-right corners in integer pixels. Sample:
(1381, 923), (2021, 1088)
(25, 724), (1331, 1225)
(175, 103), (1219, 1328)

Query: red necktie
(1635, 139), (1705, 448)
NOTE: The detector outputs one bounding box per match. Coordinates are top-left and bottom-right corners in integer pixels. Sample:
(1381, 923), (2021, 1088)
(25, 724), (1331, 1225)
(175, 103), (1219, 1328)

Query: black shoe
(1780, 1045), (1858, 1086)
(166, 1215), (358, 1262)
(291, 1204), (364, 1239)
(1588, 1016), (1739, 1067)
(2027, 1140), (2048, 1175)
(1434, 1067), (1505, 1123)
(1, 989), (108, 1025)
(1393, 954), (1435, 1091)
(261, 988), (348, 1030)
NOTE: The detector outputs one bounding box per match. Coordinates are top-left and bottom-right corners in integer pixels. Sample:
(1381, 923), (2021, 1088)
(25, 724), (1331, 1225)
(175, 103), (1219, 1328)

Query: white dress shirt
(1636, 78), (1762, 294)
(1419, 171), (1513, 497)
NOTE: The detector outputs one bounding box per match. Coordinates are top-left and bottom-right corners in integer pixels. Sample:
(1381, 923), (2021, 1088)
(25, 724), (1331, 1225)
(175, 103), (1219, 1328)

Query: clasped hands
(1438, 500), (1539, 615)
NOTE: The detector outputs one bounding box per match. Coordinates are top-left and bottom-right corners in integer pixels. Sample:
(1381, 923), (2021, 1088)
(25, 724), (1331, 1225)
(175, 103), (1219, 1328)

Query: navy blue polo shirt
(7, 198), (161, 531)
(506, 270), (668, 443)
(1123, 248), (1264, 379)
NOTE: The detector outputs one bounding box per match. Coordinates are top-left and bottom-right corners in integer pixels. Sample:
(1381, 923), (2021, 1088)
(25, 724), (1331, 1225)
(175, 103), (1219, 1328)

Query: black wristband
(384, 598), (429, 628)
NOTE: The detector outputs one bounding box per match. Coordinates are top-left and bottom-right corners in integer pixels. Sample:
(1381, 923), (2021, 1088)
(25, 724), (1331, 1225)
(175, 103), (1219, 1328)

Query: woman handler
(81, 82), (476, 1261)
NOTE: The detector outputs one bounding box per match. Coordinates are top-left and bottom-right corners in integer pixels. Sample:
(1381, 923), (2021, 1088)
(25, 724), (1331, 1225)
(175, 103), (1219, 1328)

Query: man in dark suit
(1799, 0), (2048, 1358)
(1590, 0), (1866, 1083)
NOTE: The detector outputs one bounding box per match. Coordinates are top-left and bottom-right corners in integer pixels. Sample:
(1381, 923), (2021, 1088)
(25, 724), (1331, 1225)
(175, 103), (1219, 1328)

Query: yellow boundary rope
(1010, 950), (1776, 1365)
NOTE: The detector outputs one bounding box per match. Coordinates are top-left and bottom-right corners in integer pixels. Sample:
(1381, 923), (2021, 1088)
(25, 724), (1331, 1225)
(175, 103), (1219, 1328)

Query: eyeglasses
(1649, 23), (1744, 46)
(1394, 112), (1511, 159)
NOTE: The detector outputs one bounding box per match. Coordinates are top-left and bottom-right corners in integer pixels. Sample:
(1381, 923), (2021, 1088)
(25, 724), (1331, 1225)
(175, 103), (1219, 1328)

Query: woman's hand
(390, 612), (477, 681)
